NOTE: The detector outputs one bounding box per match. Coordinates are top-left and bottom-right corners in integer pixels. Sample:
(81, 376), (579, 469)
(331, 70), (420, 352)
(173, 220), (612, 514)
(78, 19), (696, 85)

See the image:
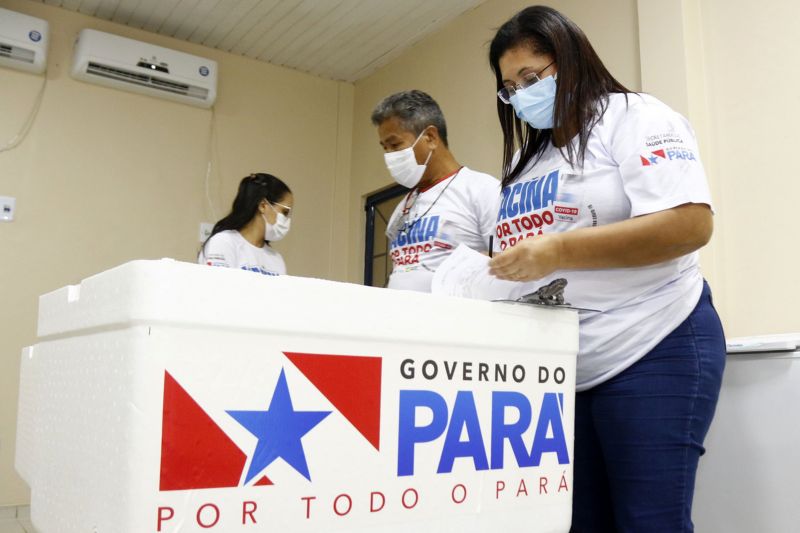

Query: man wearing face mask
(199, 172), (293, 276)
(372, 90), (500, 292)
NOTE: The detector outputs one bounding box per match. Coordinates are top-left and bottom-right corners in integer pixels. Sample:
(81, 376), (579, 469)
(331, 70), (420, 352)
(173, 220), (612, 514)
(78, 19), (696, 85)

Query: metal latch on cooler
(493, 278), (597, 312)
(516, 278), (569, 306)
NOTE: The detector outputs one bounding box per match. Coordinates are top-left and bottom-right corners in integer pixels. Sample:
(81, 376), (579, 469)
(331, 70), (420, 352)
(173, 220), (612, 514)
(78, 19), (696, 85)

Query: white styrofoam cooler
(16, 259), (578, 533)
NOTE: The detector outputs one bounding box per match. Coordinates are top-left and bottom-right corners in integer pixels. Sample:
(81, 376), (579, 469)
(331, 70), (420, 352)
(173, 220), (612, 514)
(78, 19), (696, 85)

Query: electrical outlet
(0, 196), (16, 222)
(199, 222), (213, 242)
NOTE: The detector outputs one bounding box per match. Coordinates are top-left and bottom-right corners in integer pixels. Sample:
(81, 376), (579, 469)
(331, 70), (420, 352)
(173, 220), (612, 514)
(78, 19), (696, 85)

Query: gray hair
(371, 90), (449, 147)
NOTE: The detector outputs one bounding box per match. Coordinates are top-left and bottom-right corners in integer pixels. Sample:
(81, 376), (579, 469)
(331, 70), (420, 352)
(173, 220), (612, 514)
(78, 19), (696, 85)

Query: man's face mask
(383, 129), (433, 188)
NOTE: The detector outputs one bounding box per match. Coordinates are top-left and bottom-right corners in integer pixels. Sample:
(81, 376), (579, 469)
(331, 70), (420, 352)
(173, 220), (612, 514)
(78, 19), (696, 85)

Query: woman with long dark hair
(199, 173), (293, 276)
(487, 6), (725, 532)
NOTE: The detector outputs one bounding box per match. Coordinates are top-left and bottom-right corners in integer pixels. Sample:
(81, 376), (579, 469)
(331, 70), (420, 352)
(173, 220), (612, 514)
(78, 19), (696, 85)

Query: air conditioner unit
(71, 29), (217, 108)
(0, 7), (49, 74)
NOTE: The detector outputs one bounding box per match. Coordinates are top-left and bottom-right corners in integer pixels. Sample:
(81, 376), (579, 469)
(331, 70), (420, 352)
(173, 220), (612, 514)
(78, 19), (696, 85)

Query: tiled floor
(0, 506), (34, 533)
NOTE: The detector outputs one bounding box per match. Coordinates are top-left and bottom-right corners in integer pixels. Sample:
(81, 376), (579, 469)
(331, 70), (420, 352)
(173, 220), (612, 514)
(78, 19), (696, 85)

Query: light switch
(0, 196), (16, 222)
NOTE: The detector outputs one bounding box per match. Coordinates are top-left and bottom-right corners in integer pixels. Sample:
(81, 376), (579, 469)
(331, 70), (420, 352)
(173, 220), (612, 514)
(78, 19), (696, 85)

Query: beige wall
(696, 0), (800, 335)
(0, 0), (353, 504)
(637, 0), (800, 335)
(347, 0), (642, 284)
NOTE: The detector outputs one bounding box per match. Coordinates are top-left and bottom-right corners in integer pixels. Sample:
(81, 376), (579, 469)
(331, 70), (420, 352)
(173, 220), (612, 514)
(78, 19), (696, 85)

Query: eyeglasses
(270, 201), (292, 218)
(497, 61), (556, 104)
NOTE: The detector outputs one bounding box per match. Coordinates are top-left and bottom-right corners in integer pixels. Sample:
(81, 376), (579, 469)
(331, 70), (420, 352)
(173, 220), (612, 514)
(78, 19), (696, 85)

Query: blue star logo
(228, 369), (331, 483)
(648, 155), (660, 164)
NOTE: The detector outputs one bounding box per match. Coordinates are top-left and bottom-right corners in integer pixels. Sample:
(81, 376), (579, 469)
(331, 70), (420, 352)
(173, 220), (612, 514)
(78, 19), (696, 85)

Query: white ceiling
(36, 0), (487, 82)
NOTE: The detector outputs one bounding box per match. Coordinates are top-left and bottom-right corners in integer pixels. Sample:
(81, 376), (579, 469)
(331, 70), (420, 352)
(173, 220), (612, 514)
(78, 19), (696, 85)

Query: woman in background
(199, 172), (293, 276)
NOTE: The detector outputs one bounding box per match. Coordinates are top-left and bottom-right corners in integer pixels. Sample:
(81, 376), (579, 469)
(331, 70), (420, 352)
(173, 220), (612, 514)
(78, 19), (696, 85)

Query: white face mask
(262, 203), (291, 242)
(383, 129), (433, 188)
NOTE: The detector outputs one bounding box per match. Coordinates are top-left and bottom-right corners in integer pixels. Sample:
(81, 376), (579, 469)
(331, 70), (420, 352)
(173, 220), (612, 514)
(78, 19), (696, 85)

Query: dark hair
(371, 90), (449, 147)
(489, 5), (631, 186)
(202, 173), (291, 251)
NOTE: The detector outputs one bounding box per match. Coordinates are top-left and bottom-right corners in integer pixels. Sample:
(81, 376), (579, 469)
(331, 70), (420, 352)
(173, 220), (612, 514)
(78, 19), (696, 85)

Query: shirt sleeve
(272, 250), (287, 275)
(604, 95), (713, 217)
(200, 233), (237, 268)
(475, 175), (502, 246)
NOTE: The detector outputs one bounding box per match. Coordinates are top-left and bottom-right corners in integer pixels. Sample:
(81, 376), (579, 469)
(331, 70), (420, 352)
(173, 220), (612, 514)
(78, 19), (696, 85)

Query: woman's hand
(488, 234), (563, 281)
(488, 204), (714, 281)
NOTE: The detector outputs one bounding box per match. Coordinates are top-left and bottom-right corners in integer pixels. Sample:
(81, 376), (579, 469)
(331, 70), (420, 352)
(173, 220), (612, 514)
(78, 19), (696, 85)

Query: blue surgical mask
(509, 75), (557, 130)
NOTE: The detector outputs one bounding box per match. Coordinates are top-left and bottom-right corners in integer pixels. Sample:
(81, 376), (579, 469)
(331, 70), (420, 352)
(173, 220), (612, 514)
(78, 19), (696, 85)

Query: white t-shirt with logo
(387, 167), (500, 292)
(495, 93), (713, 391)
(198, 229), (286, 276)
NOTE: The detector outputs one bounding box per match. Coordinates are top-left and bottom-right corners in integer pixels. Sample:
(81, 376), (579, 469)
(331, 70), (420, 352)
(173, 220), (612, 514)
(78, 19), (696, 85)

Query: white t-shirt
(387, 167), (500, 292)
(198, 229), (286, 276)
(495, 93), (713, 391)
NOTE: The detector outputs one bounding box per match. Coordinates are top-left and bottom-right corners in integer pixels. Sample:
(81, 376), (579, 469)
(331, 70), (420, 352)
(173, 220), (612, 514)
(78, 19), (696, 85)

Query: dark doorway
(364, 184), (407, 287)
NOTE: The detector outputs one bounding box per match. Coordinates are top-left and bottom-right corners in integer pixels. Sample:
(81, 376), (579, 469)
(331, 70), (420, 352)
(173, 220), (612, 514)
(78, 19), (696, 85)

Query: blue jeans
(570, 281), (726, 532)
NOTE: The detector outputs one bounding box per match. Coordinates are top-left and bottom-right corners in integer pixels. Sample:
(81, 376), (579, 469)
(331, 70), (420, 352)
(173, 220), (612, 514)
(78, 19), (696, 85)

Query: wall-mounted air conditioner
(71, 29), (217, 108)
(0, 7), (49, 74)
